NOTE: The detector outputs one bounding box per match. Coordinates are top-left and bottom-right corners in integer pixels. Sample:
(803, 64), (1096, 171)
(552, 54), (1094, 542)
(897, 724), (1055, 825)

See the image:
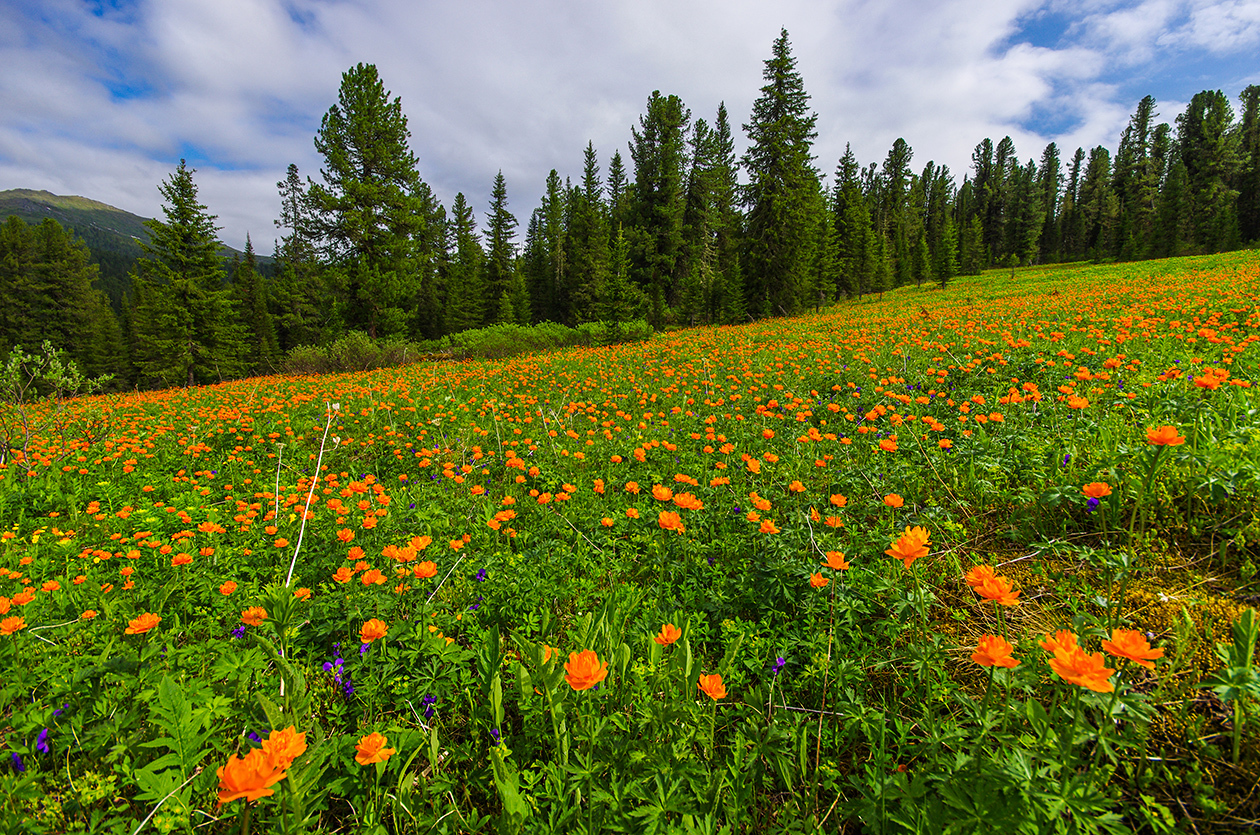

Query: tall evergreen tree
(484, 171), (520, 322)
(568, 143), (610, 324)
(271, 163), (328, 350)
(1036, 143), (1062, 261)
(444, 192), (485, 333)
(1178, 90), (1242, 251)
(0, 216), (121, 379)
(1239, 85), (1260, 243)
(307, 63), (431, 339)
(629, 90), (690, 328)
(741, 29), (822, 318)
(131, 160), (245, 387)
(231, 235), (278, 374)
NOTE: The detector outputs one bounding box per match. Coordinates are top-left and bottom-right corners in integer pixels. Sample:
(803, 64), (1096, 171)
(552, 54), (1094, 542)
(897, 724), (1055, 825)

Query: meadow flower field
(3, 251), (1260, 833)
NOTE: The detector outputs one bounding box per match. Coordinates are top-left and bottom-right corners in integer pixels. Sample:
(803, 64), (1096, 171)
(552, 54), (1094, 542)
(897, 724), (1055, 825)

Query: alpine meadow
(5, 27), (1260, 835)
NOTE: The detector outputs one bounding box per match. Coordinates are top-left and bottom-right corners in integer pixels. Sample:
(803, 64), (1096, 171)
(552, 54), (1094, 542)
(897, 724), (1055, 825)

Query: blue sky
(2, 0), (1258, 249)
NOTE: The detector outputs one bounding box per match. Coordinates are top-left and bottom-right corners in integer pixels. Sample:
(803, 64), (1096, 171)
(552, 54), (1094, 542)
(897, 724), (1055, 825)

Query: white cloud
(0, 0), (1251, 247)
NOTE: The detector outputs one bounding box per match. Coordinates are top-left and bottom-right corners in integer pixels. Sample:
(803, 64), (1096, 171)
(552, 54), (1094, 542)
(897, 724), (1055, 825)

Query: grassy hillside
(0, 189), (267, 307)
(1, 252), (1259, 832)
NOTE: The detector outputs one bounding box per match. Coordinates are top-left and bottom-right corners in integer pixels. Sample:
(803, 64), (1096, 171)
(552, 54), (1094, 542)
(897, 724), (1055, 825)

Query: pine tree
(741, 29), (821, 318)
(231, 235), (279, 373)
(1036, 143), (1062, 261)
(307, 63), (430, 339)
(271, 164), (328, 350)
(131, 160), (245, 387)
(485, 171), (520, 323)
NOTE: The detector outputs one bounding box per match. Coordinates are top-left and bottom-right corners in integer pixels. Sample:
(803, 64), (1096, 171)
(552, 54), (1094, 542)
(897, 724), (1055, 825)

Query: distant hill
(0, 189), (268, 308)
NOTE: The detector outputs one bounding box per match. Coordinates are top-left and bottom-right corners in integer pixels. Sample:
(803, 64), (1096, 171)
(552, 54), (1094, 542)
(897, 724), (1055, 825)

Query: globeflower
(698, 673), (726, 701)
(216, 747), (286, 805)
(885, 526), (930, 569)
(658, 510), (685, 533)
(822, 551), (850, 570)
(1082, 482), (1113, 499)
(240, 607), (268, 626)
(360, 618), (389, 643)
(355, 732), (395, 765)
(1145, 425), (1185, 446)
(809, 572), (829, 588)
(261, 726), (307, 770)
(125, 613), (161, 635)
(1101, 629), (1164, 669)
(564, 649), (608, 691)
(652, 623), (681, 646)
(971, 634), (1019, 668)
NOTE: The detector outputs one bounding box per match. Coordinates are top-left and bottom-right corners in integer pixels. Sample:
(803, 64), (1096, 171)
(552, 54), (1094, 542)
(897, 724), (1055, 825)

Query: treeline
(2, 29), (1258, 390)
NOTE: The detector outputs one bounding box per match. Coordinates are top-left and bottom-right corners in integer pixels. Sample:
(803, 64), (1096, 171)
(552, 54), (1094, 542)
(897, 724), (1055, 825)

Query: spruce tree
(131, 160), (245, 388)
(741, 29), (821, 318)
(629, 91), (690, 328)
(272, 164), (328, 350)
(1178, 90), (1242, 251)
(485, 171), (520, 323)
(444, 192), (485, 333)
(1239, 85), (1260, 243)
(231, 235), (279, 374)
(569, 142), (611, 323)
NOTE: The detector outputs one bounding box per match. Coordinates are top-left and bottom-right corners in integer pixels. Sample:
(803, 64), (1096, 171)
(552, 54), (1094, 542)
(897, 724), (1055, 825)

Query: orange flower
(624, 481), (640, 494)
(1145, 425), (1185, 446)
(360, 618), (389, 643)
(883, 494), (904, 508)
(885, 526), (930, 568)
(413, 560), (437, 579)
(262, 726), (307, 769)
(652, 484), (673, 502)
(216, 747), (286, 804)
(292, 587), (311, 600)
(673, 492), (704, 511)
(658, 510), (686, 533)
(125, 613), (161, 634)
(332, 566), (353, 584)
(829, 494), (848, 508)
(758, 519), (780, 535)
(1, 616), (26, 635)
(361, 569), (386, 585)
(698, 673), (726, 701)
(241, 607), (268, 626)
(80, 610), (97, 620)
(564, 649), (609, 691)
(1038, 630), (1079, 655)
(1101, 629), (1164, 670)
(171, 552), (193, 567)
(355, 732), (396, 765)
(809, 572), (829, 588)
(1048, 646), (1115, 693)
(653, 623), (682, 646)
(1082, 482), (1113, 499)
(600, 517), (615, 527)
(626, 507), (640, 519)
(822, 551), (850, 570)
(971, 634), (1019, 668)
(964, 564), (996, 588)
(975, 576), (1020, 607)
(336, 529), (355, 543)
(878, 439), (898, 452)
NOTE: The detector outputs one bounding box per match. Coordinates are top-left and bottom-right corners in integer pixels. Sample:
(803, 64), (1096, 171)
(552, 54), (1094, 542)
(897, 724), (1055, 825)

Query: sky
(2, 0), (1259, 250)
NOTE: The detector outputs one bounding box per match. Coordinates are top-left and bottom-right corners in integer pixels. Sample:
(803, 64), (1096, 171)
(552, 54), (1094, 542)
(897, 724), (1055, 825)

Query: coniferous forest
(3, 29), (1260, 390)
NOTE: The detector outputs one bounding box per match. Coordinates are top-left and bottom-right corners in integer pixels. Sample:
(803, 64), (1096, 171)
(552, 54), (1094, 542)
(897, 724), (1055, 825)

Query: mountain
(0, 189), (268, 308)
